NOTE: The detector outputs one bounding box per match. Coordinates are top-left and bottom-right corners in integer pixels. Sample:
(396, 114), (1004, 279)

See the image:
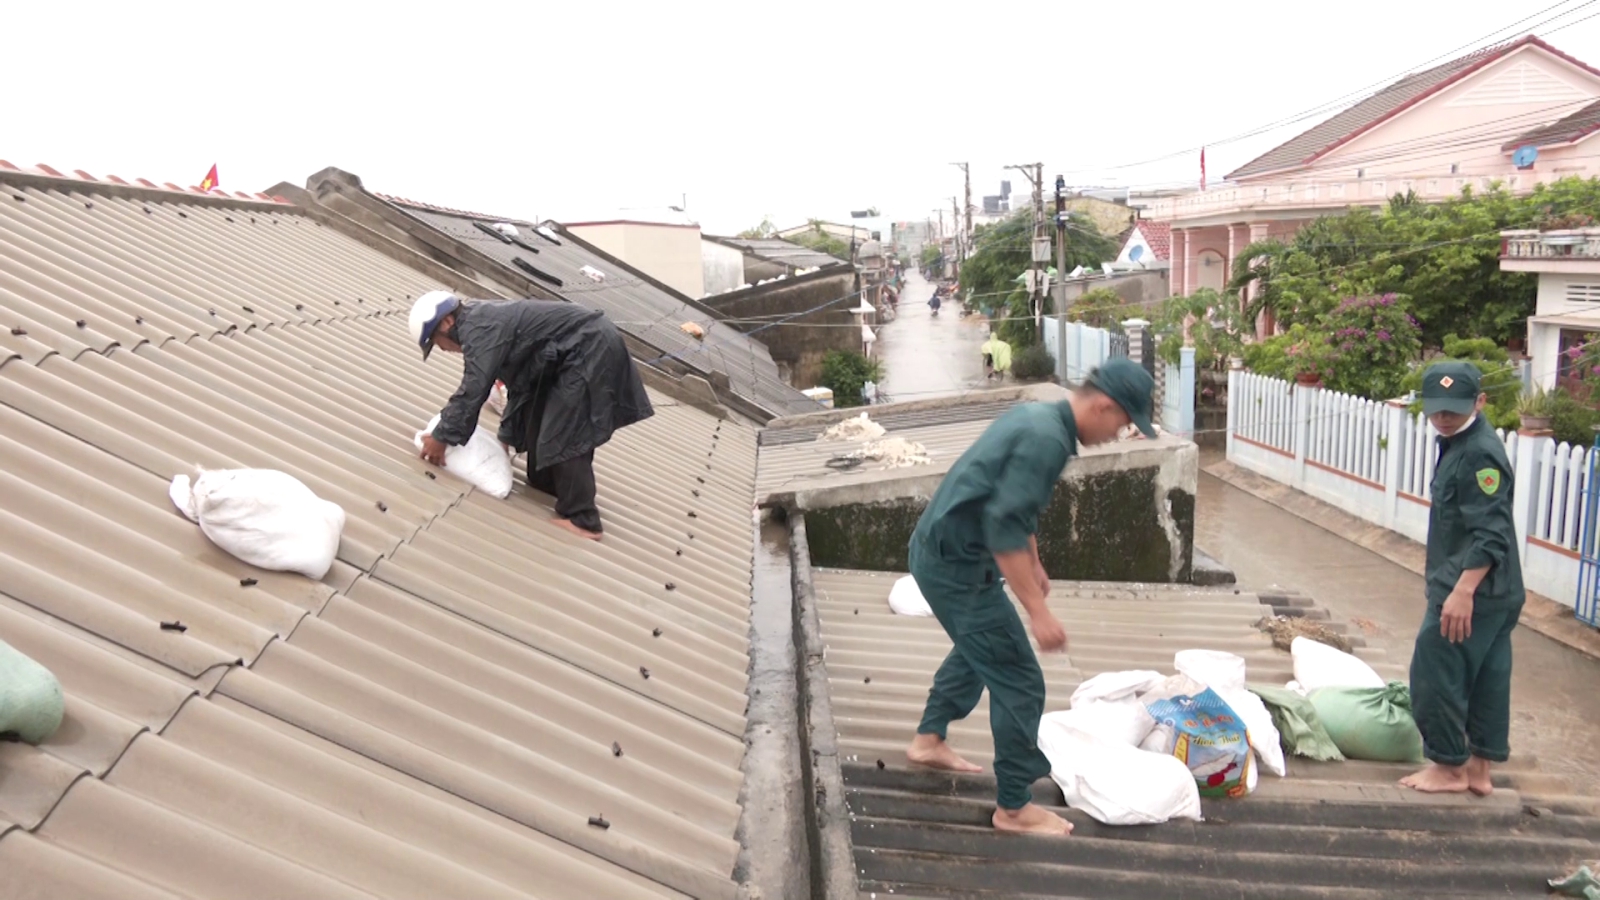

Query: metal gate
(1109, 333), (1130, 360)
(1138, 330), (1156, 376)
(1575, 436), (1600, 627)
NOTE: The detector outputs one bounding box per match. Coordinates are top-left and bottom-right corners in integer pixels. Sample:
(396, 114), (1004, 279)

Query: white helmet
(409, 290), (460, 360)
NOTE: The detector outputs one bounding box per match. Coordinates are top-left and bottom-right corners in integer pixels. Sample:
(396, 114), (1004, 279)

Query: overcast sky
(8, 0), (1600, 235)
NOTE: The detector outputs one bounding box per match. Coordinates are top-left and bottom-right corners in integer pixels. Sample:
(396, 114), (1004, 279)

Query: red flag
(199, 164), (219, 192)
(1199, 147), (1207, 191)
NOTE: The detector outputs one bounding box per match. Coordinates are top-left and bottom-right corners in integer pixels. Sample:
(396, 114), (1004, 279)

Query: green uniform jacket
(911, 402), (1078, 630)
(1425, 416), (1524, 608)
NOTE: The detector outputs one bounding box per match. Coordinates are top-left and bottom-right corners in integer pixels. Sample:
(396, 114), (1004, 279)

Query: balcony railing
(1501, 229), (1600, 260)
(1149, 168), (1572, 222)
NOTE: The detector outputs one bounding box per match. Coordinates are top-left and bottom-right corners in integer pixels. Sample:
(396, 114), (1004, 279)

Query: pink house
(1151, 35), (1600, 332)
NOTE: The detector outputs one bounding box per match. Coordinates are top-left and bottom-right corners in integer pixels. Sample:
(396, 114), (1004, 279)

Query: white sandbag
(1051, 699), (1157, 748)
(414, 414), (514, 499)
(1291, 636), (1384, 692)
(1038, 712), (1203, 826)
(1070, 670), (1166, 709)
(887, 575), (934, 617)
(170, 468), (344, 580)
(1174, 650), (1286, 777)
(1174, 649), (1248, 692)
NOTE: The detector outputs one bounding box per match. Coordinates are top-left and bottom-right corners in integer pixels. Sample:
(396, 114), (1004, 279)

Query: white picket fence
(1228, 368), (1597, 608)
(1044, 317), (1195, 436)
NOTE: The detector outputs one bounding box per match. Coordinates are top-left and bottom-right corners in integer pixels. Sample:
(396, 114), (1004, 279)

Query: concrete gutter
(788, 512), (861, 899)
(1207, 458), (1600, 661)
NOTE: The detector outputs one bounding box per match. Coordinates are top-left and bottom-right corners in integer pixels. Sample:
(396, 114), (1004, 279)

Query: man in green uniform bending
(1401, 362), (1525, 795)
(905, 359), (1157, 835)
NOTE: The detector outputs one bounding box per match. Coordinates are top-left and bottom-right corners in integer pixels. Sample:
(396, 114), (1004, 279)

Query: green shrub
(1010, 343), (1056, 381)
(818, 350), (884, 408)
(1548, 390), (1600, 447)
(1067, 288), (1128, 331)
(1398, 335), (1521, 431)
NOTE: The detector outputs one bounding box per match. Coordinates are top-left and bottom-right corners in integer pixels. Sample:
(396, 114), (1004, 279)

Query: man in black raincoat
(411, 292), (653, 540)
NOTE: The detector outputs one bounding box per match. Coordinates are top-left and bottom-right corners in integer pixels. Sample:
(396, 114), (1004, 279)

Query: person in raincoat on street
(410, 291), (653, 541)
(981, 334), (1012, 380)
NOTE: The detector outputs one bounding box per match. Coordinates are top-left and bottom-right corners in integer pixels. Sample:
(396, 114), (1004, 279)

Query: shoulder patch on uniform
(1475, 468), (1501, 496)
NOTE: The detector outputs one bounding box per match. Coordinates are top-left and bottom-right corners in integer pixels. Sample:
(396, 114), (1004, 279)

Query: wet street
(1196, 453), (1600, 789)
(875, 270), (990, 403)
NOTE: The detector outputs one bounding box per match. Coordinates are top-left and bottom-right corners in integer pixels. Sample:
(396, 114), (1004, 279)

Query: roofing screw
(209, 309), (217, 316)
(652, 627), (662, 637)
(75, 320), (85, 328)
(691, 490), (700, 498)
(241, 306), (254, 314)
(424, 471), (436, 480)
(334, 300), (340, 306)
(876, 759), (886, 770)
(853, 609), (859, 615)
(863, 676), (871, 684)
(687, 511), (698, 519)
(177, 211), (188, 219)
(611, 742), (624, 757)
(686, 533), (694, 540)
(639, 667), (651, 680)
(239, 578), (258, 587)
(295, 304), (304, 311)
(84, 201), (93, 210)
(250, 217), (256, 224)
(143, 207), (152, 214)
(225, 216), (234, 223)
(587, 815), (610, 830)
(674, 548), (682, 556)
(11, 194), (23, 202)
(160, 620), (188, 632)
(135, 316), (144, 325)
(9, 327), (26, 336)
(664, 582), (676, 591)
(696, 477), (705, 484)
(376, 501), (388, 512)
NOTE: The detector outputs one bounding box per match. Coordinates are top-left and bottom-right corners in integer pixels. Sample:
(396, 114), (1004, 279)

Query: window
(1331, 183), (1345, 198)
(1427, 179), (1439, 195)
(1372, 181), (1386, 197)
(1565, 283), (1600, 304)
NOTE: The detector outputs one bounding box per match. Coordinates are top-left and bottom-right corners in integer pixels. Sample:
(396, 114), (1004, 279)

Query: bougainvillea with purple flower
(1317, 293), (1423, 400)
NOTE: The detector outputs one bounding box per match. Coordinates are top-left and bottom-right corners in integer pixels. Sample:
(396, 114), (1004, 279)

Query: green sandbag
(0, 639), (65, 745)
(1308, 680), (1425, 764)
(1248, 683), (1344, 762)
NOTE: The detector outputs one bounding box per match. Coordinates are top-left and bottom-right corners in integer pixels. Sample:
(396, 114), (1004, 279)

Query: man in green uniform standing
(1401, 362), (1525, 795)
(904, 359), (1157, 835)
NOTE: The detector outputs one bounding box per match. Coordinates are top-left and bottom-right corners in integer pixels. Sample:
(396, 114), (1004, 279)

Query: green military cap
(1086, 358), (1157, 437)
(1421, 361), (1482, 416)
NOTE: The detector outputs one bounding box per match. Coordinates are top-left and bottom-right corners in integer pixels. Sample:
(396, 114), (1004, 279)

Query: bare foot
(1399, 762), (1470, 793)
(906, 734), (983, 773)
(1465, 756), (1494, 797)
(993, 803), (1073, 835)
(551, 518), (603, 541)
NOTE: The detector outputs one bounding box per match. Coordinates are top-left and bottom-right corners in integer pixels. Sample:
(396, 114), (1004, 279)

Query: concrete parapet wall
(802, 439), (1198, 583)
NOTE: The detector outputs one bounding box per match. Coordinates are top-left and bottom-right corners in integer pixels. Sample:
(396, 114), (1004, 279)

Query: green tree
(1228, 178), (1600, 349)
(1398, 335), (1521, 430)
(958, 211), (1116, 346)
(1066, 287), (1129, 330)
(919, 244), (943, 269)
(818, 350), (884, 408)
(737, 217), (778, 239)
(788, 220), (852, 259)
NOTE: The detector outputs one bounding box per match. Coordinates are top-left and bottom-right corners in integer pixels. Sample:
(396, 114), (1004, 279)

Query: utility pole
(951, 161), (972, 258)
(1006, 162), (1048, 336)
(951, 196), (962, 281)
(1054, 174), (1068, 319)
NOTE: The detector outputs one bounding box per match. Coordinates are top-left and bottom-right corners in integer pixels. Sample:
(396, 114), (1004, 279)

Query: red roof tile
(1227, 36), (1600, 180)
(1135, 220), (1171, 261)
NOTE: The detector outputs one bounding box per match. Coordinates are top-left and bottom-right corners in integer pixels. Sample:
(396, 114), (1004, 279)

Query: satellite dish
(1513, 145), (1539, 170)
(1129, 245), (1146, 262)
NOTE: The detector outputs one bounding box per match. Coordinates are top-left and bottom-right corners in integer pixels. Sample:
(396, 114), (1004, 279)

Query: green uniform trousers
(910, 538), (1050, 810)
(1408, 601), (1521, 766)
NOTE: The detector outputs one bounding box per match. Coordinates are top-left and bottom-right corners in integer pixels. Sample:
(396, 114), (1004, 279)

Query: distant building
(565, 211), (705, 298)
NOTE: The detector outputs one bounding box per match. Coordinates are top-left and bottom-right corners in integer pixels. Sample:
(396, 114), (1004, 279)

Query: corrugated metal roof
(0, 172), (760, 900)
(383, 201), (819, 418)
(710, 237), (847, 271)
(809, 567), (1600, 899)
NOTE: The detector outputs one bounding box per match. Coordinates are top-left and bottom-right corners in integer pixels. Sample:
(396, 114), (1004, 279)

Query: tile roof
(707, 236), (848, 271)
(1505, 97), (1600, 149)
(1227, 36), (1600, 181)
(0, 168), (762, 900)
(1132, 220), (1171, 261)
(808, 567), (1600, 899)
(365, 192), (820, 419)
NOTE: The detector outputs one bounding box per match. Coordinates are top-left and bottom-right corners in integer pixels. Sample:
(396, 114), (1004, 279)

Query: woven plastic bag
(414, 415), (514, 499)
(1145, 688), (1256, 798)
(0, 639), (65, 745)
(1309, 681), (1425, 763)
(1248, 683), (1345, 762)
(170, 468), (345, 580)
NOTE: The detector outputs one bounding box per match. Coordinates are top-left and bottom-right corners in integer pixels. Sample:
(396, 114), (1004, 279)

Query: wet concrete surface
(1195, 451), (1600, 791)
(876, 270), (992, 404)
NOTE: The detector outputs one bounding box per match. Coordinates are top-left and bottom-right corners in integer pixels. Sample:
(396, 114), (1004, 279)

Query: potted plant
(1518, 385), (1557, 434)
(1284, 327), (1335, 387)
